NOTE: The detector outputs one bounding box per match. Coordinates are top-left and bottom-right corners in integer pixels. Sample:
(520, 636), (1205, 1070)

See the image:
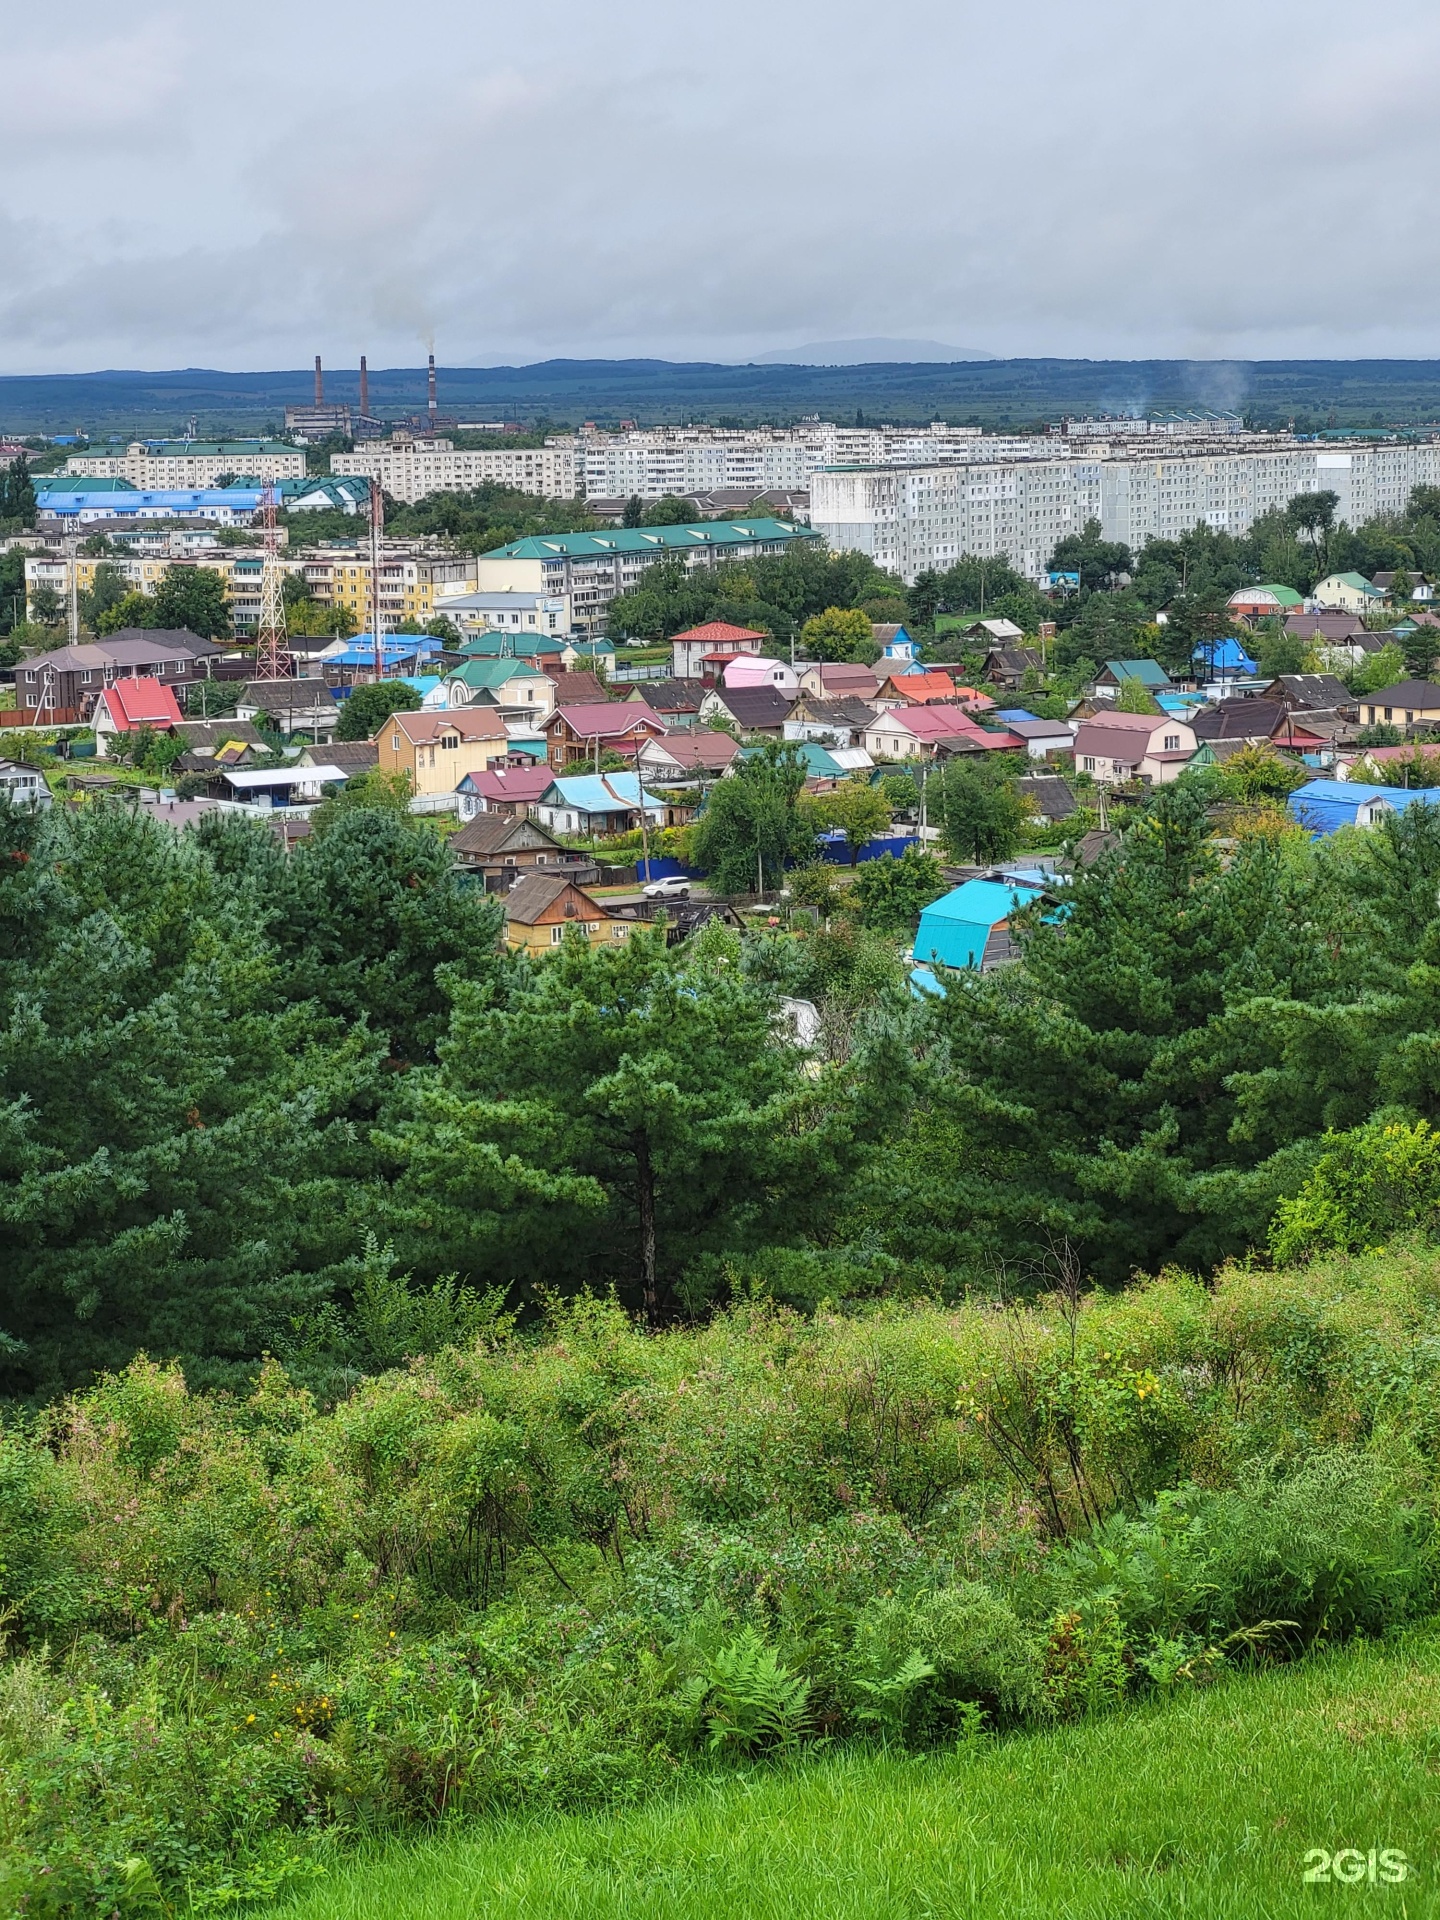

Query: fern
(679, 1627), (811, 1754)
(852, 1650), (937, 1741)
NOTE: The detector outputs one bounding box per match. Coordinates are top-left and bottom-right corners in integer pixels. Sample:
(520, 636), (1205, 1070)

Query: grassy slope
(270, 1632), (1440, 1920)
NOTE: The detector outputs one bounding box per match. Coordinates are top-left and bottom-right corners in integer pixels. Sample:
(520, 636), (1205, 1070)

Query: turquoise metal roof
(482, 518), (816, 560)
(540, 772), (664, 811)
(914, 878), (1046, 971)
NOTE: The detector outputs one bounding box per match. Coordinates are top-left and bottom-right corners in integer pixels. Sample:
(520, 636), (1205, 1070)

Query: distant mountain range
(4, 358), (1440, 435)
(751, 339), (995, 365)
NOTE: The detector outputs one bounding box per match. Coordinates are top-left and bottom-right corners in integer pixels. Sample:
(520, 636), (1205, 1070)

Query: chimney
(427, 353), (437, 420)
(359, 354), (369, 418)
(314, 355), (324, 406)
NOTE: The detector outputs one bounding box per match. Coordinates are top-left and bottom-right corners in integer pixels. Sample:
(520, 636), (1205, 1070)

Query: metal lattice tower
(253, 480), (290, 681)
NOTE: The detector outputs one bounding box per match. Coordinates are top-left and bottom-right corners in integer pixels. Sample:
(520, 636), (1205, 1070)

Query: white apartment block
(812, 442), (1440, 582)
(66, 441), (306, 486)
(332, 438), (580, 503)
(546, 420), (985, 500)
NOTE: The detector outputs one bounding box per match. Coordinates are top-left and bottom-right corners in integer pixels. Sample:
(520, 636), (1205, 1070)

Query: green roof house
(1094, 659), (1174, 694)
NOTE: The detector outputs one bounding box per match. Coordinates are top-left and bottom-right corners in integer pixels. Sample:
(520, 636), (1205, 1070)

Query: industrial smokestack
(427, 353), (437, 420)
(359, 355), (369, 417)
(314, 355), (324, 406)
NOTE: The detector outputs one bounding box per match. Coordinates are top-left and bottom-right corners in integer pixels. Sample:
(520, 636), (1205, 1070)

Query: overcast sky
(4, 0), (1438, 373)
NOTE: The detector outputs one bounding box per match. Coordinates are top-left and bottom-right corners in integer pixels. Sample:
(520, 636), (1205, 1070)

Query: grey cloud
(4, 0), (1440, 371)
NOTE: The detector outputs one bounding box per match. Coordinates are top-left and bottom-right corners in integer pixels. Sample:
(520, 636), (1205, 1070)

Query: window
(613, 924), (628, 939)
(1082, 755), (1096, 771)
(1163, 734), (1180, 751)
(550, 925), (565, 944)
(392, 734), (400, 751)
(1385, 709), (1393, 722)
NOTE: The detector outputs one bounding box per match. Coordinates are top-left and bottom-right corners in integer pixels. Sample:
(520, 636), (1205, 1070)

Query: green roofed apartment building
(65, 441), (306, 486)
(474, 519), (820, 636)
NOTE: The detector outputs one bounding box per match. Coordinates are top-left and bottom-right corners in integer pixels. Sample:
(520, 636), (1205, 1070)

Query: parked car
(642, 875), (692, 899)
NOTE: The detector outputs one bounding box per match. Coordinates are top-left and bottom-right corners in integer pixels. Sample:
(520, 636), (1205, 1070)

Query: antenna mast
(253, 479), (290, 680)
(369, 475), (385, 681)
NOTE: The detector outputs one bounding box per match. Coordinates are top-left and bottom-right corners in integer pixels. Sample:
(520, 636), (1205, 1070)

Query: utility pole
(632, 740), (651, 881)
(67, 533), (79, 645)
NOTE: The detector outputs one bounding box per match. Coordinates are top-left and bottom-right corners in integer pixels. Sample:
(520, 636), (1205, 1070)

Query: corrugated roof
(483, 519), (816, 560)
(915, 878), (1046, 970)
(539, 772), (665, 811)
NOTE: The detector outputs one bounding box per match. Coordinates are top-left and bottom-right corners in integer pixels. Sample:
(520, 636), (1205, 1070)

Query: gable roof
(546, 701), (664, 738)
(384, 707), (509, 746)
(449, 812), (561, 858)
(1285, 610), (1366, 639)
(795, 696), (879, 728)
(458, 763), (555, 804)
(706, 685), (797, 727)
(445, 658), (547, 692)
(458, 630), (569, 658)
(97, 678), (184, 729)
(1099, 659), (1173, 688)
(879, 669), (969, 704)
(539, 772), (665, 812)
(1229, 583), (1305, 607)
(546, 671), (610, 704)
(1074, 715), (1185, 761)
(915, 877), (1047, 969)
(628, 677), (704, 711)
(1264, 673), (1354, 709)
(502, 871), (606, 925)
(640, 731), (740, 770)
(1354, 679), (1440, 708)
(1018, 774), (1077, 818)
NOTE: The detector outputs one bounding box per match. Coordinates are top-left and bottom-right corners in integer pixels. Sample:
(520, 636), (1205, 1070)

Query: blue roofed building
(531, 772), (667, 836)
(1195, 635), (1258, 678)
(1287, 778), (1440, 835)
(909, 874), (1050, 993)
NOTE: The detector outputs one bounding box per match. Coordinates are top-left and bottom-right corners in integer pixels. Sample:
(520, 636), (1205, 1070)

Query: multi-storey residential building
(549, 420), (986, 501)
(295, 541), (476, 633)
(474, 519), (818, 634)
(65, 441), (305, 486)
(812, 441), (1440, 582)
(333, 436), (580, 503)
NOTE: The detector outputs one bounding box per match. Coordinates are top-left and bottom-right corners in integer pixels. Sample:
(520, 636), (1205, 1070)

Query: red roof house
(670, 620), (770, 678)
(92, 677), (184, 756)
(541, 701), (668, 768)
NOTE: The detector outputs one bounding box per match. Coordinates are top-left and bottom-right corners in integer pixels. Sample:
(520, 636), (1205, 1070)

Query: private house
(1195, 635), (1258, 680)
(209, 762), (350, 809)
(502, 872), (634, 953)
(785, 695), (880, 748)
(1356, 680), (1440, 731)
(91, 677), (184, 756)
(547, 671), (612, 707)
(455, 630), (579, 670)
(873, 623), (918, 666)
(670, 621), (769, 679)
(532, 772), (666, 836)
(622, 678), (704, 728)
(1189, 698), (1326, 752)
(235, 682), (340, 740)
(1072, 710), (1197, 784)
(171, 717), (267, 763)
(449, 812), (592, 891)
(1288, 779), (1440, 835)
(637, 731), (741, 785)
(1336, 743), (1440, 782)
(541, 701), (667, 768)
(1259, 673), (1356, 716)
(959, 618), (1027, 649)
(1374, 570), (1433, 601)
(1003, 716), (1074, 760)
(910, 874), (1050, 988)
(1286, 610), (1367, 645)
(7, 633), (208, 724)
(1313, 573), (1387, 616)
(796, 662), (880, 700)
(376, 708), (510, 796)
(1093, 660), (1174, 700)
(874, 670), (988, 710)
(0, 757), (52, 809)
(440, 657), (556, 717)
(296, 740), (378, 778)
(981, 644), (1044, 690)
(697, 685), (797, 736)
(722, 656), (802, 693)
(455, 761), (555, 821)
(1227, 585), (1305, 622)
(866, 705), (1011, 761)
(1018, 774), (1077, 823)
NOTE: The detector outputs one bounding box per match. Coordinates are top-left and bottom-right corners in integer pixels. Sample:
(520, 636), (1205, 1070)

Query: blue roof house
(1195, 635), (1258, 677)
(1287, 779), (1440, 835)
(910, 876), (1048, 994)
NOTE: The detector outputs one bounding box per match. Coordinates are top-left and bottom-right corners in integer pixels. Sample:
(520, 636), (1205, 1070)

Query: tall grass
(266, 1632), (1440, 1920)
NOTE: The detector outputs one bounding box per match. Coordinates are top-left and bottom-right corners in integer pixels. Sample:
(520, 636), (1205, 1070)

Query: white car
(642, 875), (692, 899)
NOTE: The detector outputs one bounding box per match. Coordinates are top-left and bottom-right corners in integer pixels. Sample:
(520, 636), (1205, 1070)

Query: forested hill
(10, 358), (1440, 434)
